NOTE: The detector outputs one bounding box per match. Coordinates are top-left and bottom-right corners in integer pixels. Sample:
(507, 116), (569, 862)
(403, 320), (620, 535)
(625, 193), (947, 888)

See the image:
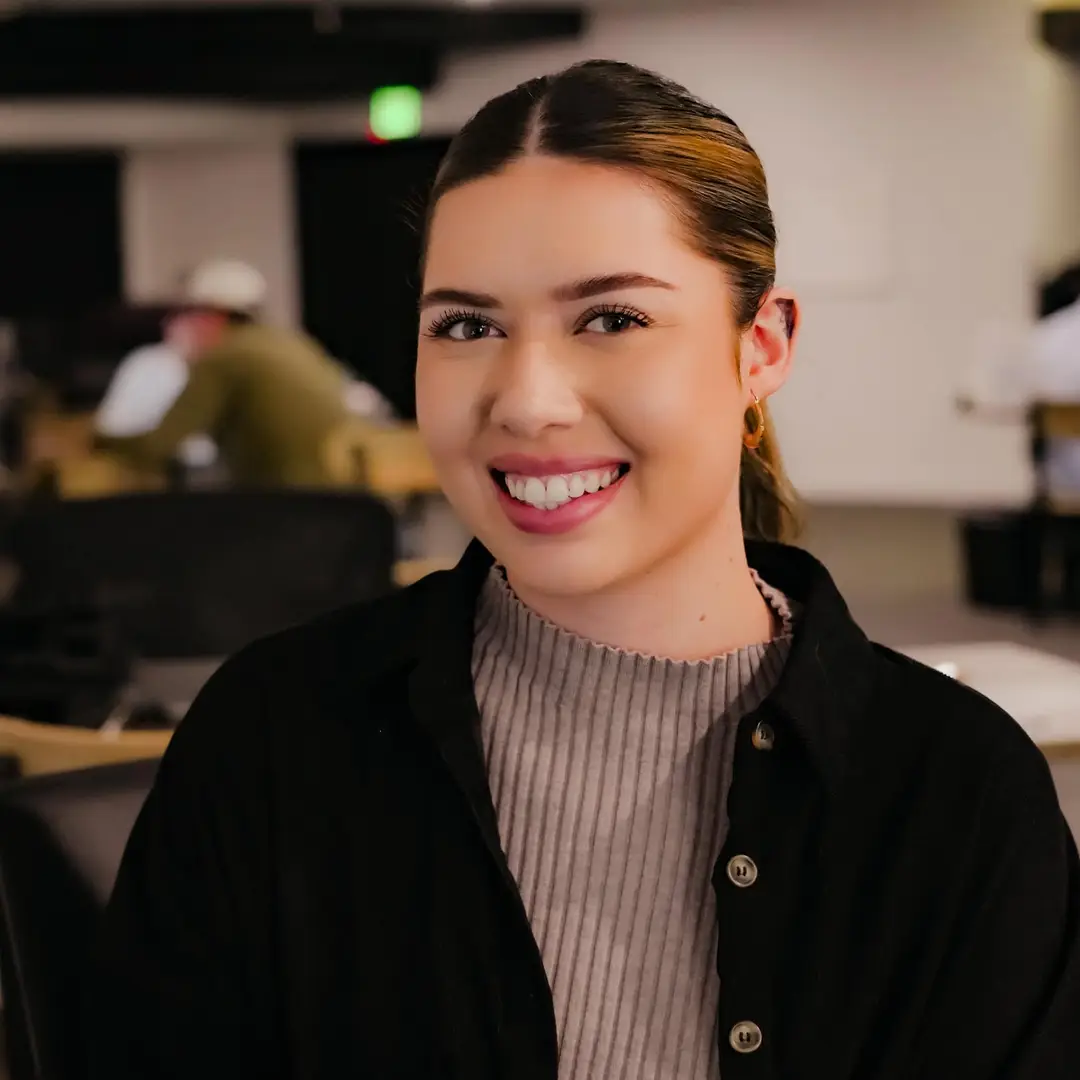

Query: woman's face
(416, 155), (795, 599)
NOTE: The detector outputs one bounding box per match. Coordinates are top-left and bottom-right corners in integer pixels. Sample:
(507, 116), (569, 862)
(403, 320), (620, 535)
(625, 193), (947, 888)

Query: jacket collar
(408, 538), (875, 793)
(743, 540), (876, 788)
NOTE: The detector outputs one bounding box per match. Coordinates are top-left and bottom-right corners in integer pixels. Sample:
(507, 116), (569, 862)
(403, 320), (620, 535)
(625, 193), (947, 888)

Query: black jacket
(88, 540), (1080, 1079)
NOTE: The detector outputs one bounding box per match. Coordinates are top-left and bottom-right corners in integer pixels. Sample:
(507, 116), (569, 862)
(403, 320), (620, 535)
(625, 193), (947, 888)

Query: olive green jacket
(98, 323), (352, 487)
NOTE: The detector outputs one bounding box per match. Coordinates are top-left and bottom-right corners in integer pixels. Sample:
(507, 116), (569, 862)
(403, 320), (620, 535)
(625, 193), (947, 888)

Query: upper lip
(488, 454), (628, 477)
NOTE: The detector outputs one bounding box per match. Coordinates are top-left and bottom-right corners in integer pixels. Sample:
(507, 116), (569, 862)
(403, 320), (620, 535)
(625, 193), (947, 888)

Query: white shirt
(1030, 299), (1080, 401)
(95, 343), (217, 467)
(96, 343), (188, 436)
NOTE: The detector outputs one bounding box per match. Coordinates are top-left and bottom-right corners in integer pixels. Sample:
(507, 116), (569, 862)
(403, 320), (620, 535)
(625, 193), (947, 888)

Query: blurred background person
(96, 258), (352, 487)
(1030, 262), (1080, 494)
(94, 312), (187, 438)
(961, 258), (1080, 494)
(94, 307), (218, 471)
(1028, 258), (1080, 405)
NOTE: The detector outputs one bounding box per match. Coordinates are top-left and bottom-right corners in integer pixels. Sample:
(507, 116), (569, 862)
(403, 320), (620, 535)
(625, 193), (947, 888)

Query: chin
(481, 527), (632, 600)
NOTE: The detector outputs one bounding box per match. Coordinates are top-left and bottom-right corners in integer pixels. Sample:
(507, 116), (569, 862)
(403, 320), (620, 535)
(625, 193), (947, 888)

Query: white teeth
(522, 477), (546, 505)
(503, 467), (624, 510)
(546, 476), (570, 505)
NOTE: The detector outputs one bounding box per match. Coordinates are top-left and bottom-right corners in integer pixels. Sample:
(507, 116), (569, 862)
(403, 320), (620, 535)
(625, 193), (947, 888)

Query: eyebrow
(418, 272), (677, 311)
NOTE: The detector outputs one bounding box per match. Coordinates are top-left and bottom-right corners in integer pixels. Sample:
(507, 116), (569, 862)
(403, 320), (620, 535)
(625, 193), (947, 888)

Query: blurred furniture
(1031, 402), (1080, 511)
(961, 514), (1041, 612)
(393, 555), (457, 587)
(45, 452), (165, 499)
(6, 490), (396, 659)
(0, 759), (157, 1080)
(0, 714), (170, 778)
(20, 407), (441, 502)
(130, 657), (223, 720)
(323, 419), (440, 498)
(0, 606), (133, 729)
(1028, 401), (1080, 615)
(20, 403), (166, 497)
(899, 641), (1080, 756)
(22, 407), (94, 469)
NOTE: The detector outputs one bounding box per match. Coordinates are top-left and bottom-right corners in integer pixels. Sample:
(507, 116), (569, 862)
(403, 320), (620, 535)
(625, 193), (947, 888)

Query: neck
(506, 504), (776, 661)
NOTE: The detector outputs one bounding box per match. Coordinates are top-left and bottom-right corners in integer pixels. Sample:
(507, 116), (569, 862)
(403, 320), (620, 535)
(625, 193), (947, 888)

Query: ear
(738, 287), (799, 403)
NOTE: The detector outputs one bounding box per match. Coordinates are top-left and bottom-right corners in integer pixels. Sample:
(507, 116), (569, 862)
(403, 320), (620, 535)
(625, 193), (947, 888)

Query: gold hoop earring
(743, 392), (766, 450)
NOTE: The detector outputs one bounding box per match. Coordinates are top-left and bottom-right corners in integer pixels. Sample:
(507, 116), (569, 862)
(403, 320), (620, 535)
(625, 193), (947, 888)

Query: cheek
(415, 354), (480, 465)
(602, 346), (744, 465)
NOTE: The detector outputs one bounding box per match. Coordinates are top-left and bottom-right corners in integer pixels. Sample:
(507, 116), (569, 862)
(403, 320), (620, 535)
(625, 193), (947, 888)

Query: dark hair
(1039, 260), (1080, 319)
(422, 59), (799, 542)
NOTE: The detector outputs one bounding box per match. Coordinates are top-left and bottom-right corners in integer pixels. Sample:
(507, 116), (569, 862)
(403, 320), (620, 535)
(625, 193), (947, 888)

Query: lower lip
(494, 472), (628, 535)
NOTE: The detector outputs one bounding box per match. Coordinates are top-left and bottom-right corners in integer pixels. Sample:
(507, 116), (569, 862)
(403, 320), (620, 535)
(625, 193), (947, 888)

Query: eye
(425, 309), (504, 341)
(578, 304), (652, 335)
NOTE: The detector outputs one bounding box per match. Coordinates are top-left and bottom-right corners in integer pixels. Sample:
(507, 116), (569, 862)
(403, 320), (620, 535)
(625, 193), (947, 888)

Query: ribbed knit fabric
(471, 569), (794, 1080)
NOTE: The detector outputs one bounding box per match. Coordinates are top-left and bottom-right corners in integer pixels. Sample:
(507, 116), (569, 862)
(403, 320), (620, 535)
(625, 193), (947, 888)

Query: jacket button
(752, 721), (776, 751)
(730, 1021), (763, 1054)
(727, 855), (758, 888)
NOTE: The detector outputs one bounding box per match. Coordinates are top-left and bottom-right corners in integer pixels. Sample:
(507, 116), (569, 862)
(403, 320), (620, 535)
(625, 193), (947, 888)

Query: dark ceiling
(0, 4), (586, 101)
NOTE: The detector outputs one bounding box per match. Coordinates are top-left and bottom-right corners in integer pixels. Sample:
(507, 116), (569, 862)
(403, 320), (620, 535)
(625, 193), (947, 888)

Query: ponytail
(739, 398), (800, 543)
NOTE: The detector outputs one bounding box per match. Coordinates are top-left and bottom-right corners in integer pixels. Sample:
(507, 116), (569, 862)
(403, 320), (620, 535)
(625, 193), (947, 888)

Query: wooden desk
(48, 453), (165, 498)
(323, 420), (442, 499)
(23, 408), (95, 467)
(23, 409), (443, 500)
(0, 714), (172, 777)
(899, 641), (1080, 757)
(20, 407), (165, 497)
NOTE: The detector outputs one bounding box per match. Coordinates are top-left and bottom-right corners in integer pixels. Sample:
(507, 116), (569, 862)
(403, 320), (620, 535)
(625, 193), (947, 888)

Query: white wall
(122, 143), (299, 326)
(0, 0), (1061, 505)
(1031, 39), (1080, 277)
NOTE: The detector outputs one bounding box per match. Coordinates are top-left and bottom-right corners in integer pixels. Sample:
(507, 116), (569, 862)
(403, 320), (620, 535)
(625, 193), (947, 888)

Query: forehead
(423, 156), (713, 297)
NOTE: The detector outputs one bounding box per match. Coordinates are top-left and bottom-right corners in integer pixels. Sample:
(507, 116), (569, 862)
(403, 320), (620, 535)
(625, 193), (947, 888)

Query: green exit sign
(369, 85), (423, 141)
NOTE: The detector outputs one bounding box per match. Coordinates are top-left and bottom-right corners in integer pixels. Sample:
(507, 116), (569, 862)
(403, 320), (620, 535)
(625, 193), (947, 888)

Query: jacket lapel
(406, 540), (510, 871)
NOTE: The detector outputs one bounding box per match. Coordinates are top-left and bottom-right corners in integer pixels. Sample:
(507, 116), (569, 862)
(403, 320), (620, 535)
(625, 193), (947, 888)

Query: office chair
(1027, 402), (1080, 616)
(0, 758), (158, 1080)
(7, 489), (397, 659)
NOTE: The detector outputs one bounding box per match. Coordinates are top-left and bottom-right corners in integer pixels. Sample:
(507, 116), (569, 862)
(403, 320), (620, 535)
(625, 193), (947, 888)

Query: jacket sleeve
(84, 646), (283, 1079)
(94, 354), (231, 469)
(920, 742), (1080, 1078)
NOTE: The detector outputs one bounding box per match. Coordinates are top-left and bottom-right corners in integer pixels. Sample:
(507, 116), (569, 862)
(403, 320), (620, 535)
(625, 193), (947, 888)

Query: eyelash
(583, 303), (653, 333)
(423, 302), (654, 339)
(424, 307), (485, 338)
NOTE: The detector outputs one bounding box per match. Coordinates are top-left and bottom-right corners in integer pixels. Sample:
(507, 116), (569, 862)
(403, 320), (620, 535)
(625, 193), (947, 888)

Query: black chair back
(0, 759), (157, 1080)
(7, 489), (397, 658)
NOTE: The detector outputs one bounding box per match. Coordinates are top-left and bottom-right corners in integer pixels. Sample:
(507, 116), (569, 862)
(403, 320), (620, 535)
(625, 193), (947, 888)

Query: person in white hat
(96, 258), (354, 487)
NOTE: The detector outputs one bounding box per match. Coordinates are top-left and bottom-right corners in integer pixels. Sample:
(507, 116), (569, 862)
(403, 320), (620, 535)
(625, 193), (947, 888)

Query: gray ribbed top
(471, 569), (794, 1080)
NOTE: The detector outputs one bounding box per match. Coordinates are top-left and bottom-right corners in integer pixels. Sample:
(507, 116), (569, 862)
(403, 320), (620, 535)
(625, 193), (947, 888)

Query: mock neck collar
(408, 538), (875, 792)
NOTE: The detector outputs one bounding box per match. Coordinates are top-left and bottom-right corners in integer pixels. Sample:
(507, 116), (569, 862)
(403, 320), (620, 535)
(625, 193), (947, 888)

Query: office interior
(0, 0), (1079, 1074)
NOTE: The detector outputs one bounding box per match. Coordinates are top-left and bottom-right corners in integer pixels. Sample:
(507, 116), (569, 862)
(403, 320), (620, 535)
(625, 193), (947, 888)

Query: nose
(486, 340), (583, 439)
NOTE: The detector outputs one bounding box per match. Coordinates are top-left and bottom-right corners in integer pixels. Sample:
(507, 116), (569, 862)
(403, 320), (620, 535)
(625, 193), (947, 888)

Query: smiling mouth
(491, 464), (631, 511)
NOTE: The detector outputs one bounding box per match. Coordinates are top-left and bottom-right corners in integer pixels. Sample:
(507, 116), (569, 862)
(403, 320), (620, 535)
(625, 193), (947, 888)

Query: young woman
(89, 61), (1080, 1079)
